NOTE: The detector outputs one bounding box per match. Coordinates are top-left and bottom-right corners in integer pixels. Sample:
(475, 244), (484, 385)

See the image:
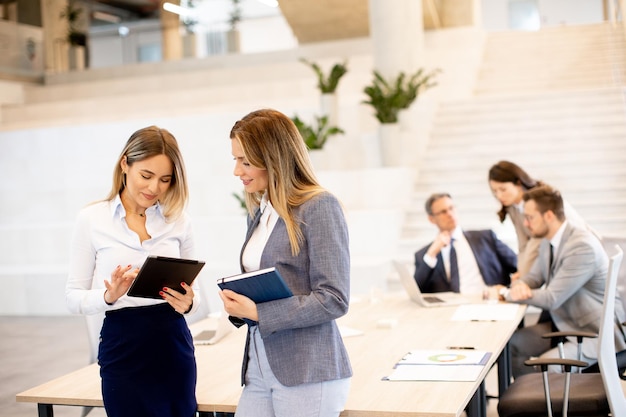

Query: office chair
(497, 245), (625, 417)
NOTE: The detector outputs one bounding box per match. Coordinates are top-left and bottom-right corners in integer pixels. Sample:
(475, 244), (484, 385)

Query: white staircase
(399, 23), (626, 260)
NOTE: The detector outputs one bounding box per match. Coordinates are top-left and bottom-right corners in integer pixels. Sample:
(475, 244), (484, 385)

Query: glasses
(431, 206), (455, 217)
(524, 213), (541, 222)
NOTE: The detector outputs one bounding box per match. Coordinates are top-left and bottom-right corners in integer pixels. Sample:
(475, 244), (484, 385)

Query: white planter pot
(183, 33), (197, 58)
(68, 45), (85, 71)
(308, 148), (328, 171)
(227, 30), (240, 53)
(320, 93), (339, 128)
(378, 123), (403, 167)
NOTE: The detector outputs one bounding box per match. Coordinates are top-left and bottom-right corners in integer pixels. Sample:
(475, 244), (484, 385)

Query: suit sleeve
(528, 239), (598, 310)
(414, 245), (437, 292)
(256, 194), (350, 334)
(491, 230), (518, 275)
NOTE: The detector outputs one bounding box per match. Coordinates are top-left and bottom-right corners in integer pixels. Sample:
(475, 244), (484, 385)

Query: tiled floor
(1, 315), (500, 417)
(0, 316), (106, 417)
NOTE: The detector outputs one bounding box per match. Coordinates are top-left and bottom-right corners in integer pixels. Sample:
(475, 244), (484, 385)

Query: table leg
(466, 381), (486, 417)
(497, 342), (512, 397)
(37, 404), (53, 417)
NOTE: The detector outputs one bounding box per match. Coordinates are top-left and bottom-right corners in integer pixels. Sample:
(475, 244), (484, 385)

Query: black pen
(447, 346), (475, 350)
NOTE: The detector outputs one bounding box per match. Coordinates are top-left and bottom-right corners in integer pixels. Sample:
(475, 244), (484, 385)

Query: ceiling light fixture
(163, 2), (194, 17)
(256, 0), (278, 7)
(93, 11), (122, 23)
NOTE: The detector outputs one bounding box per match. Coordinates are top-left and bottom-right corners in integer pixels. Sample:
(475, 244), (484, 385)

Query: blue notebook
(217, 267), (293, 303)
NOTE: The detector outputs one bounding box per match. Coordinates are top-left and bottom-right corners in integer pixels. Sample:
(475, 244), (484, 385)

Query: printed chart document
(217, 267), (293, 303)
(451, 303), (520, 321)
(383, 349), (492, 382)
(385, 364), (486, 382)
(398, 349), (491, 365)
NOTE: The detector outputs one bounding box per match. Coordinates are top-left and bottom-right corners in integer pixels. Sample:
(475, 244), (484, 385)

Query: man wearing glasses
(500, 185), (626, 377)
(413, 192), (518, 294)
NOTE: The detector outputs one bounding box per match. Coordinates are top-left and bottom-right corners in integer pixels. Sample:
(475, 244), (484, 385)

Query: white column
(41, 0), (68, 72)
(161, 0), (183, 61)
(368, 0), (424, 79)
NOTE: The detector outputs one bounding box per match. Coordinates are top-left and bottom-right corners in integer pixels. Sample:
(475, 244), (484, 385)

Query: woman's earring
(122, 172), (127, 188)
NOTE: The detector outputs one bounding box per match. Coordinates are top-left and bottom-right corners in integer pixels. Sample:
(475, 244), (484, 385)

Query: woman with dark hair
(219, 109), (352, 417)
(66, 126), (199, 417)
(488, 160), (592, 277)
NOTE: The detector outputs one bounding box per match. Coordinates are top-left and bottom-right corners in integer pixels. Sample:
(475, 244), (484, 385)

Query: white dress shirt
(65, 194), (199, 315)
(423, 227), (485, 294)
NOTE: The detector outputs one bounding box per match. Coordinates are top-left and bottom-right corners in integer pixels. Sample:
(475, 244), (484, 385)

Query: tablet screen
(127, 255), (205, 299)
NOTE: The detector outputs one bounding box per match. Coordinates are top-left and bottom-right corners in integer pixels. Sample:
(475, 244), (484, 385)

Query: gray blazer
(236, 192), (353, 387)
(510, 223), (626, 358)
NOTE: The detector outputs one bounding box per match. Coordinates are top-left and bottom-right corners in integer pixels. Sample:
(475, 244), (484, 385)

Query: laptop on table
(392, 260), (470, 308)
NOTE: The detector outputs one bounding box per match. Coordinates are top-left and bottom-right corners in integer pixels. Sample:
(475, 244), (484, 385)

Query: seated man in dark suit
(414, 193), (517, 294)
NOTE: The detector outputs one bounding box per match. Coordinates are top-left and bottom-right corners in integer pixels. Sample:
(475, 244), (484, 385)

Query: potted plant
(227, 0), (243, 52)
(362, 68), (439, 124)
(292, 115), (344, 150)
(300, 58), (348, 94)
(300, 58), (348, 128)
(362, 68), (439, 166)
(60, 0), (87, 70)
(292, 114), (344, 170)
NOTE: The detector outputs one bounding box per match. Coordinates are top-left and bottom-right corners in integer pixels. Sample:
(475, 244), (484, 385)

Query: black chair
(497, 246), (625, 417)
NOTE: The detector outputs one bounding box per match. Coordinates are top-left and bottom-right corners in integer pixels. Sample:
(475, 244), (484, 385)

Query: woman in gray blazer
(219, 109), (352, 417)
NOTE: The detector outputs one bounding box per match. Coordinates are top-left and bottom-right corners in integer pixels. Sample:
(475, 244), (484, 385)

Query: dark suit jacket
(413, 230), (517, 293)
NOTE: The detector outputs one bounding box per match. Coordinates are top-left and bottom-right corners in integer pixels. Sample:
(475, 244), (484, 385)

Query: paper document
(338, 326), (364, 338)
(399, 349), (491, 366)
(451, 303), (519, 321)
(384, 364), (484, 381)
(383, 349), (491, 381)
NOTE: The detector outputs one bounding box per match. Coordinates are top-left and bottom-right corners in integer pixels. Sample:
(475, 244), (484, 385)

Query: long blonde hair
(105, 126), (189, 219)
(230, 109), (324, 255)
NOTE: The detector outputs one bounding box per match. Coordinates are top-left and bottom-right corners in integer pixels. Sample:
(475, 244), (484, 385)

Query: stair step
(404, 24), (626, 252)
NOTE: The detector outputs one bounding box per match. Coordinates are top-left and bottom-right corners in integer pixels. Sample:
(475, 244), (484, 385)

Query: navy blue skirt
(98, 303), (197, 417)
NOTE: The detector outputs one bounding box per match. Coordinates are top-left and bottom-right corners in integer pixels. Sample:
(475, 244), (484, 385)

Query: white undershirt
(242, 194), (279, 273)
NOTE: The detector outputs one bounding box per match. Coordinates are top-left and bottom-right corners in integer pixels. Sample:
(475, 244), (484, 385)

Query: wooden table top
(17, 292), (526, 416)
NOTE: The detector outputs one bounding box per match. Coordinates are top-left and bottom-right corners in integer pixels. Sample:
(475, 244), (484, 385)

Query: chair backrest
(600, 236), (626, 312)
(598, 244), (626, 417)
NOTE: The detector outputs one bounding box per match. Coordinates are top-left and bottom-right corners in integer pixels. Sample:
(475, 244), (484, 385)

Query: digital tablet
(127, 255), (205, 299)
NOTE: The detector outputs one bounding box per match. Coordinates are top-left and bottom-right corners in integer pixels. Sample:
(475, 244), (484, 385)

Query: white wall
(481, 0), (604, 31)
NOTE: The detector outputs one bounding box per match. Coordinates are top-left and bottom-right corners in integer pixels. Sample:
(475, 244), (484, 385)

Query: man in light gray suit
(501, 185), (626, 377)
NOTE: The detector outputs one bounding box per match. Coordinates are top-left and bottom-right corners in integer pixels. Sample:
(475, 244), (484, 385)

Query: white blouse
(65, 194), (200, 315)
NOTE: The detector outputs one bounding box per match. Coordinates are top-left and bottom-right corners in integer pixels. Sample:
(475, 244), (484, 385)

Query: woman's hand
(104, 264), (138, 304)
(161, 282), (194, 315)
(219, 289), (258, 322)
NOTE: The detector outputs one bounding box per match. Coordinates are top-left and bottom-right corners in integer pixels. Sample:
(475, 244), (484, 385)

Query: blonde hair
(105, 126), (189, 219)
(230, 109), (325, 255)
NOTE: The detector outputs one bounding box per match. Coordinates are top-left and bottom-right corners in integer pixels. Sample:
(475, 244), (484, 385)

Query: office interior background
(0, 0), (625, 319)
(2, 0), (626, 416)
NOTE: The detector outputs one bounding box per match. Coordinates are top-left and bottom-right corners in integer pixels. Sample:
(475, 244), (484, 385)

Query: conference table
(16, 292), (526, 417)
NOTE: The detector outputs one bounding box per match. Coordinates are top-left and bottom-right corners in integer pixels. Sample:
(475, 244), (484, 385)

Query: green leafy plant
(362, 68), (440, 124)
(59, 0), (86, 46)
(300, 58), (348, 94)
(228, 0), (243, 30)
(232, 192), (246, 212)
(292, 115), (344, 150)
